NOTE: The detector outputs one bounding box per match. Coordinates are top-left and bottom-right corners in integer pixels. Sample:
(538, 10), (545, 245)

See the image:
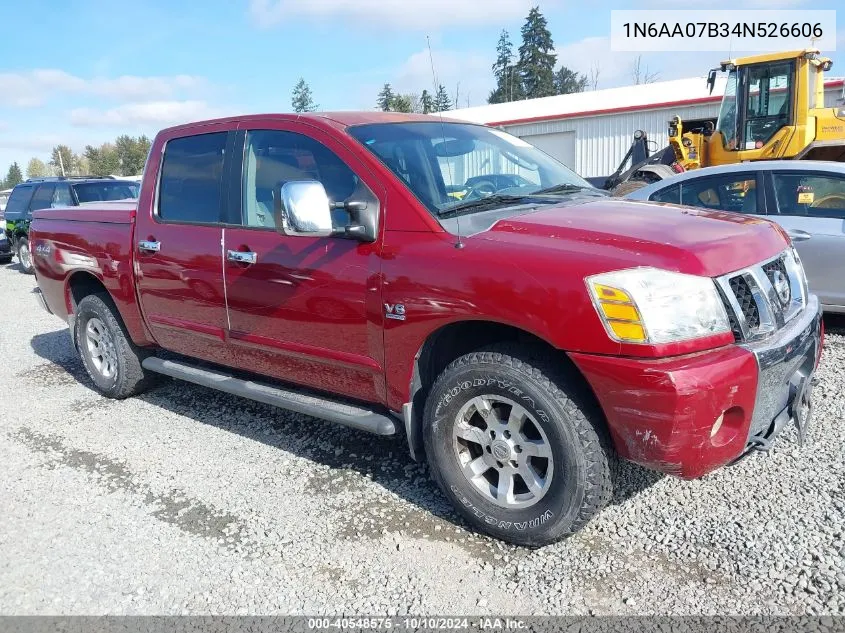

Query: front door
(222, 123), (386, 403)
(134, 128), (232, 363)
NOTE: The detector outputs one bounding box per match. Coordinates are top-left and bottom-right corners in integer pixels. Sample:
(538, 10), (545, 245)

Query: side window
(649, 185), (680, 204)
(52, 184), (73, 207)
(680, 174), (758, 213)
(158, 132), (227, 224)
(4, 186), (35, 220)
(242, 129), (369, 230)
(29, 184), (56, 214)
(771, 172), (845, 219)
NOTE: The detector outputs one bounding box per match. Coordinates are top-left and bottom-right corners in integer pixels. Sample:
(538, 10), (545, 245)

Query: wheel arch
(402, 319), (604, 461)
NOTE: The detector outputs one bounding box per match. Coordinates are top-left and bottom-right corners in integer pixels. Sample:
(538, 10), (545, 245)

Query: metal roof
(447, 77), (845, 128)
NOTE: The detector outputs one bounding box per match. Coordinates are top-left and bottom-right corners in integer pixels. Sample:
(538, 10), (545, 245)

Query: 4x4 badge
(384, 303), (406, 321)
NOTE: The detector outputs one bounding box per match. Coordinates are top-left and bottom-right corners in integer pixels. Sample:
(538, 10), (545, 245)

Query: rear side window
(29, 184), (56, 213)
(4, 186), (35, 220)
(158, 132), (227, 224)
(649, 185), (680, 204)
(679, 174), (758, 214)
(771, 172), (845, 219)
(52, 184), (73, 207)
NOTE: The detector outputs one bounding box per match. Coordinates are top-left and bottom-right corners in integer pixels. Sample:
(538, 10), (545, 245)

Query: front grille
(728, 275), (760, 330)
(717, 250), (806, 342)
(762, 257), (788, 282)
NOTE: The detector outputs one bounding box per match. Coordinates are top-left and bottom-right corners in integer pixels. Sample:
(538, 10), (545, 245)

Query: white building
(448, 76), (845, 179)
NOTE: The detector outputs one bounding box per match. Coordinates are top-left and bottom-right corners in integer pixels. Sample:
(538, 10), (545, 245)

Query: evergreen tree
(433, 84), (452, 112)
(291, 78), (317, 113)
(554, 66), (588, 95)
(489, 30), (523, 104)
(420, 89), (434, 114)
(49, 145), (78, 176)
(377, 84), (395, 111)
(517, 7), (557, 99)
(391, 94), (413, 113)
(3, 162), (23, 188)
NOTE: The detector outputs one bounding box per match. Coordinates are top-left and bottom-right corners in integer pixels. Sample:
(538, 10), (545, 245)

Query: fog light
(710, 414), (724, 438)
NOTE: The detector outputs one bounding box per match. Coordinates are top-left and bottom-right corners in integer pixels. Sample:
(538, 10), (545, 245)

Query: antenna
(427, 36), (464, 249)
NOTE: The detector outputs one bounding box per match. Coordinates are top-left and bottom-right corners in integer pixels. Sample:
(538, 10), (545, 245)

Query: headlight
(0, 229), (5, 239)
(586, 268), (730, 344)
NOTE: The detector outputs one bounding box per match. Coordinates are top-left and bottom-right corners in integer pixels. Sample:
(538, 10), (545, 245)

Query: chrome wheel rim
(19, 242), (31, 270)
(452, 395), (554, 509)
(85, 318), (117, 380)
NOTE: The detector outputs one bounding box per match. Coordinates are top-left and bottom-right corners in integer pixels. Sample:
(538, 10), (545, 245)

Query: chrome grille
(728, 276), (760, 330)
(716, 250), (807, 342)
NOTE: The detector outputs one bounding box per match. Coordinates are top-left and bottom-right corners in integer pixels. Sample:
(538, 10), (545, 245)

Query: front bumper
(570, 295), (822, 479)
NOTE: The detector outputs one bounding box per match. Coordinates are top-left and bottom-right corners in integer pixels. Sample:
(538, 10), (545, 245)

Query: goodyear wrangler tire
(423, 344), (612, 546)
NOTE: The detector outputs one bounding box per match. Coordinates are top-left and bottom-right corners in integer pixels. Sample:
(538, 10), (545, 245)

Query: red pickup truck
(30, 113), (822, 546)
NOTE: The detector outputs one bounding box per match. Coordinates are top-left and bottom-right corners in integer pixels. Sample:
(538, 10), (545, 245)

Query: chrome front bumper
(740, 294), (822, 450)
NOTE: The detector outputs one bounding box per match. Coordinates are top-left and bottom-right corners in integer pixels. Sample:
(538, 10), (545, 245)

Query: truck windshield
(73, 182), (140, 203)
(348, 122), (595, 216)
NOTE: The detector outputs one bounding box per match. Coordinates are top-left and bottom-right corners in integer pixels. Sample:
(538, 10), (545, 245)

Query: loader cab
(715, 60), (795, 153)
(709, 49), (836, 165)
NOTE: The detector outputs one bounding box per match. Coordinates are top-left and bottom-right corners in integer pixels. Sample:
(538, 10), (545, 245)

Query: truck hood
(481, 198), (789, 277)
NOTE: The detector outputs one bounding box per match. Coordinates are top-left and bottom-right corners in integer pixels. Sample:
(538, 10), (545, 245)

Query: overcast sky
(0, 0), (842, 174)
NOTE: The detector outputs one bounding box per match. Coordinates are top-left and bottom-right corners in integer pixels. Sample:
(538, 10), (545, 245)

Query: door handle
(787, 230), (812, 242)
(227, 250), (257, 265)
(138, 240), (161, 253)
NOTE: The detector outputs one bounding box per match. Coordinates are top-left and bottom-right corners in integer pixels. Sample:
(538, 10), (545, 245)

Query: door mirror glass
(277, 180), (333, 237)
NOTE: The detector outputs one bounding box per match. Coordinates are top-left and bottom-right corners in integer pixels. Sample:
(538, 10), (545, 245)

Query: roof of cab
(160, 111), (467, 135)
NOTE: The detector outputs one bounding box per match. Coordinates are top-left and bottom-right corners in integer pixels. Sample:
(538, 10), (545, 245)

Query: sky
(0, 0), (842, 176)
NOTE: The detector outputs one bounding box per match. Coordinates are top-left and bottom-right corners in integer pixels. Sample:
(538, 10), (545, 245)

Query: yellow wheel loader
(605, 49), (845, 195)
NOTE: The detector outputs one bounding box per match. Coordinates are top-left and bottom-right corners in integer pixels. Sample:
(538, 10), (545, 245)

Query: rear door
(764, 170), (845, 311)
(221, 121), (387, 403)
(134, 127), (236, 363)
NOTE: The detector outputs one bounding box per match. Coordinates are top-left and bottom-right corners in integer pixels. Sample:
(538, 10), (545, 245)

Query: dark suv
(5, 177), (140, 273)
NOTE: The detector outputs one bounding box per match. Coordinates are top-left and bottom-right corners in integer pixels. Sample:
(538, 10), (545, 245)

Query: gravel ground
(0, 261), (842, 616)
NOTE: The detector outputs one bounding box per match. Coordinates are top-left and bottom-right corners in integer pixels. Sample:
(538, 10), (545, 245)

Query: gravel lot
(0, 261), (842, 616)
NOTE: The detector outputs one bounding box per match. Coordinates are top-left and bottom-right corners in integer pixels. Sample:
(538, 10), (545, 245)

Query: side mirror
(275, 181), (333, 237)
(706, 69), (718, 95)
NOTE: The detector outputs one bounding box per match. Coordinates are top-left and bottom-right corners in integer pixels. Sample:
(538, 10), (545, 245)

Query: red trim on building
(488, 79), (845, 127)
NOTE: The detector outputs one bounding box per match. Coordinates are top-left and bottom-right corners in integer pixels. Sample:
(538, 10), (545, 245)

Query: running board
(141, 357), (397, 436)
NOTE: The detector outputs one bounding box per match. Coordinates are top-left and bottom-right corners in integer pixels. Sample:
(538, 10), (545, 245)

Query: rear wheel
(423, 345), (612, 546)
(17, 238), (33, 274)
(74, 293), (154, 398)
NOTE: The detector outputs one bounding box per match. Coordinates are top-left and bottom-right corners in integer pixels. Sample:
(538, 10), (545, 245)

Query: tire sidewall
(425, 361), (587, 545)
(17, 238), (33, 274)
(74, 297), (125, 396)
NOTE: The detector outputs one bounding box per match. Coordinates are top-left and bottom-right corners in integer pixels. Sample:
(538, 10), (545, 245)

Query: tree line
(1, 135), (151, 190)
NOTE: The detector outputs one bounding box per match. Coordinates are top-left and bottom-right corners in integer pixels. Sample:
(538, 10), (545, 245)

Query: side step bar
(141, 357), (397, 436)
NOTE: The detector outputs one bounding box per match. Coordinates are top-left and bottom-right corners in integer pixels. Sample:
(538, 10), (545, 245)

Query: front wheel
(17, 238), (33, 274)
(423, 345), (612, 546)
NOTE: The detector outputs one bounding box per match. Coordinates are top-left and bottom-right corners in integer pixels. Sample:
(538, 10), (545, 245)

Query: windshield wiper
(437, 194), (547, 218)
(532, 183), (603, 195)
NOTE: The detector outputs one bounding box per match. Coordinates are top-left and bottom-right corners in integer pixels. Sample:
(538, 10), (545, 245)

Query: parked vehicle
(5, 177), (139, 273)
(0, 227), (12, 264)
(30, 113), (822, 546)
(626, 161), (845, 314)
(0, 188), (11, 217)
